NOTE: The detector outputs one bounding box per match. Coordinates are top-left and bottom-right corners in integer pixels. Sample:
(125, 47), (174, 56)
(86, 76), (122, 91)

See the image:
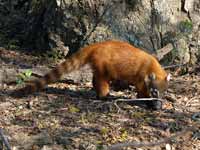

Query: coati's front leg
(135, 81), (150, 98)
(92, 75), (110, 99)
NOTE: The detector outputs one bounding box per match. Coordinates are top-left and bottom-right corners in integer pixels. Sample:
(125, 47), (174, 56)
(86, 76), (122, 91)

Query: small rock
(165, 143), (172, 150)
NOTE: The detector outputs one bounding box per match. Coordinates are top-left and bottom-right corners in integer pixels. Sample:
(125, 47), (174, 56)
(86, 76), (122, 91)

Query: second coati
(13, 40), (170, 98)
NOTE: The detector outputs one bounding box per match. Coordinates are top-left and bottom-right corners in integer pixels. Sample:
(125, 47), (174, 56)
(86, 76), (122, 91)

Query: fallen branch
(92, 98), (163, 111)
(115, 98), (162, 102)
(115, 98), (163, 110)
(156, 43), (173, 61)
(154, 43), (188, 69)
(0, 128), (11, 150)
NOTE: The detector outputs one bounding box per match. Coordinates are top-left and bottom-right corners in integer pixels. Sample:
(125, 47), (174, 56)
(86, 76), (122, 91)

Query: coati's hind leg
(92, 75), (110, 99)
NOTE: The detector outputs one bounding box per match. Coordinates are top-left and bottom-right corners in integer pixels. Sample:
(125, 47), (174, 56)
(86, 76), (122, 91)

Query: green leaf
(69, 105), (80, 113)
(16, 69), (33, 85)
(24, 69), (32, 77)
(16, 79), (23, 85)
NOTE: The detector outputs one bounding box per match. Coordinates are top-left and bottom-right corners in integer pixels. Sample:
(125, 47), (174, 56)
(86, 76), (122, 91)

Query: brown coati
(13, 40), (170, 98)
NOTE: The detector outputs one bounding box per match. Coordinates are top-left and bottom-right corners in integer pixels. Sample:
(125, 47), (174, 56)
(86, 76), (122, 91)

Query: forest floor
(0, 48), (200, 150)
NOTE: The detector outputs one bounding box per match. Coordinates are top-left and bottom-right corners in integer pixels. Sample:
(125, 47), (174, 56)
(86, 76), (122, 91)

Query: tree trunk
(0, 0), (199, 64)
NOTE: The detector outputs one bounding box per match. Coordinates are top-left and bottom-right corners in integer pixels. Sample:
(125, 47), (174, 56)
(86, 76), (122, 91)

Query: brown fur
(14, 40), (169, 98)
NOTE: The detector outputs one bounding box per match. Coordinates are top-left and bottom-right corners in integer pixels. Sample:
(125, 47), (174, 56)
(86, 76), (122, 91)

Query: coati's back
(88, 40), (169, 97)
(12, 40), (170, 98)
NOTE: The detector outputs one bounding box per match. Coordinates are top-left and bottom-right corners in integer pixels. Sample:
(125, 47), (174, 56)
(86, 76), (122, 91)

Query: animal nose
(150, 88), (160, 98)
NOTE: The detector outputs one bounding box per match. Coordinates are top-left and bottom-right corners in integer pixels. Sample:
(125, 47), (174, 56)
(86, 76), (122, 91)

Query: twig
(81, 0), (122, 46)
(48, 33), (69, 56)
(115, 98), (162, 102)
(192, 112), (200, 122)
(81, 2), (110, 46)
(185, 97), (198, 107)
(0, 128), (11, 150)
(105, 125), (199, 150)
(163, 63), (187, 69)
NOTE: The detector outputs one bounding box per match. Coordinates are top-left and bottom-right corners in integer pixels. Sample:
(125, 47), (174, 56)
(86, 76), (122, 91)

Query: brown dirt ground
(0, 48), (200, 150)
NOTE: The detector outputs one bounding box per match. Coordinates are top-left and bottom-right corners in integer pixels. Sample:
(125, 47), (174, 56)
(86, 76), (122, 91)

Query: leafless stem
(0, 128), (11, 150)
(105, 125), (199, 150)
(163, 64), (187, 69)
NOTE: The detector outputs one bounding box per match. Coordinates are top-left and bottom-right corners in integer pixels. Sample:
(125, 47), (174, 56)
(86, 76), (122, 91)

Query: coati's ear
(166, 73), (171, 81)
(144, 73), (156, 85)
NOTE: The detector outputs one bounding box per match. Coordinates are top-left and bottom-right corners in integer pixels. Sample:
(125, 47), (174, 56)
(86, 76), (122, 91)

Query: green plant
(179, 20), (193, 33)
(7, 39), (20, 50)
(68, 105), (80, 113)
(96, 144), (104, 150)
(16, 69), (32, 85)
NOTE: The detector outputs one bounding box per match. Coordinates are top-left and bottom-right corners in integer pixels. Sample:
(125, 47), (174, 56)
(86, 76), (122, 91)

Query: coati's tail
(11, 48), (91, 97)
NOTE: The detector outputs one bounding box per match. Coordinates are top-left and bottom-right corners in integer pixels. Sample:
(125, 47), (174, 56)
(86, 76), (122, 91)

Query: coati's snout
(145, 73), (171, 98)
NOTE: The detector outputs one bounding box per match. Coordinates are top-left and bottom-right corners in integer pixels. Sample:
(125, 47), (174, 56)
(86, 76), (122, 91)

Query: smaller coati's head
(144, 73), (171, 98)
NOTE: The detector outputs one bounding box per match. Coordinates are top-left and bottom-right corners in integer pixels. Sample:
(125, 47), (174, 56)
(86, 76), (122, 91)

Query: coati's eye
(149, 73), (156, 81)
(144, 73), (156, 86)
